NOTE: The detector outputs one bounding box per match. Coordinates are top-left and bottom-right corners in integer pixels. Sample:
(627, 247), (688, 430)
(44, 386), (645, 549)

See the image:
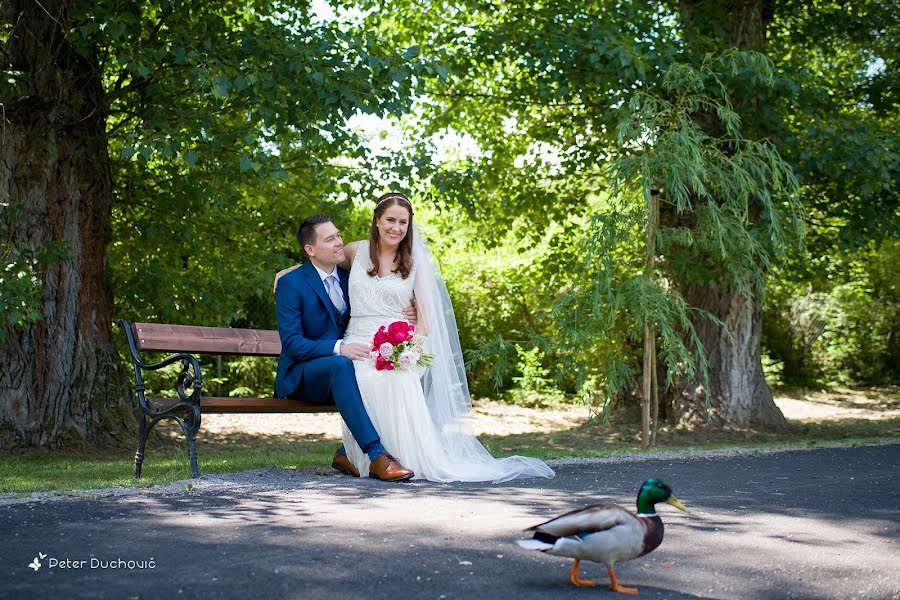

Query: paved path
(1, 444), (898, 599)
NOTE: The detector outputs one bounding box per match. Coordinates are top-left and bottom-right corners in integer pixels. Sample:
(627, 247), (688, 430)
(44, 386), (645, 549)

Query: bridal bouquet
(371, 321), (433, 371)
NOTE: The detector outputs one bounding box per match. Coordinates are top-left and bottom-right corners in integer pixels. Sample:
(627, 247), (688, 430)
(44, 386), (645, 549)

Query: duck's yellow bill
(667, 495), (689, 512)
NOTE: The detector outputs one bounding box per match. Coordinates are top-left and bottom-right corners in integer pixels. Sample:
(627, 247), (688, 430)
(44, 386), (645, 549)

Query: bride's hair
(368, 192), (414, 279)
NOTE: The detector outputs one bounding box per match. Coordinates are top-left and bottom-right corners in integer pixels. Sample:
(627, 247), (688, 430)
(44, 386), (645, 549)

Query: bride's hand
(402, 296), (417, 324)
(273, 264), (301, 292)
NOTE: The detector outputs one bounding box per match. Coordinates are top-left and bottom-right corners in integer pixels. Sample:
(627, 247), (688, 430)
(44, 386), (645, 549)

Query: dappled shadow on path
(3, 445), (899, 599)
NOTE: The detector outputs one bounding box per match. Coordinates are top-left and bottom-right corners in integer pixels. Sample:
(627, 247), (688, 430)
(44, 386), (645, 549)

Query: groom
(275, 215), (414, 482)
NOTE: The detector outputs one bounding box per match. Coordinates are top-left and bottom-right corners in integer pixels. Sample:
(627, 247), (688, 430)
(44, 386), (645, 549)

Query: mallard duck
(516, 478), (688, 594)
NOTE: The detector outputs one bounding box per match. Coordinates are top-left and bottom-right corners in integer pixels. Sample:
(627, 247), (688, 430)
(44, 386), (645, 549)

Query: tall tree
(0, 1), (419, 448)
(1, 0), (129, 447)
(355, 0), (896, 428)
(667, 0), (790, 428)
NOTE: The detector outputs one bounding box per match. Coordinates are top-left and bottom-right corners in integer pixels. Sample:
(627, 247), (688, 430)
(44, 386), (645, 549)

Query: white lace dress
(341, 241), (555, 483)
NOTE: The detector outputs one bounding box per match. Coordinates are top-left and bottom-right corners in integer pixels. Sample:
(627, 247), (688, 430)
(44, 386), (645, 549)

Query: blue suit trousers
(288, 355), (379, 451)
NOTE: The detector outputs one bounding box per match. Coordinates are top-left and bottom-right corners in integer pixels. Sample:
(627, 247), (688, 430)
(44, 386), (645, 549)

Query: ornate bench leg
(187, 435), (200, 479)
(135, 413), (148, 478)
(182, 405), (202, 478)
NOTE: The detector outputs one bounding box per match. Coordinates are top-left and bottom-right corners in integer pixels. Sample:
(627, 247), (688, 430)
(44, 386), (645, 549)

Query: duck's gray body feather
(519, 503), (663, 566)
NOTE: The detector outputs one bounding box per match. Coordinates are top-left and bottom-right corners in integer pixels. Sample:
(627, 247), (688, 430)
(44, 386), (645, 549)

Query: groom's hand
(339, 342), (370, 361)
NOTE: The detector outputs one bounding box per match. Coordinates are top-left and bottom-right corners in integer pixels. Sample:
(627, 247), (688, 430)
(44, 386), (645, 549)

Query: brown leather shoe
(331, 449), (360, 477)
(368, 452), (414, 482)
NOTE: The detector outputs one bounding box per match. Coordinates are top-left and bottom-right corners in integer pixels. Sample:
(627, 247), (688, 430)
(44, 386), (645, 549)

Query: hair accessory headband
(376, 193), (412, 208)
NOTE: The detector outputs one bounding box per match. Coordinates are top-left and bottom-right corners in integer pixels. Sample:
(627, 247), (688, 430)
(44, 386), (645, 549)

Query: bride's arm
(273, 264), (300, 292)
(336, 240), (360, 271)
(411, 272), (429, 337)
(273, 240), (361, 293)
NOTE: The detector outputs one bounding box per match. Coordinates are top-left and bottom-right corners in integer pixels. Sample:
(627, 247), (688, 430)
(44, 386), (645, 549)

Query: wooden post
(642, 317), (651, 449)
(651, 331), (659, 446)
(650, 192), (660, 446)
(642, 187), (660, 449)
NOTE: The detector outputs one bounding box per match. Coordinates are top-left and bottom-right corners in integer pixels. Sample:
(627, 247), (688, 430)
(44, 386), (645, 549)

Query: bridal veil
(411, 224), (555, 483)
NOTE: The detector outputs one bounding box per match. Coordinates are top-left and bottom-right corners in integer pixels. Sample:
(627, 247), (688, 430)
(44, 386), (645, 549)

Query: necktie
(324, 275), (346, 314)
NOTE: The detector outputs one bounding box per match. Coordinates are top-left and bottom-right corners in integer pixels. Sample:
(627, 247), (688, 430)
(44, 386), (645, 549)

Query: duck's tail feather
(516, 539), (554, 551)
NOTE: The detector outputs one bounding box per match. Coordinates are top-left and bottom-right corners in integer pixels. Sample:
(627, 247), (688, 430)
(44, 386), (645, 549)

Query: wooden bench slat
(148, 397), (336, 414)
(133, 322), (282, 356)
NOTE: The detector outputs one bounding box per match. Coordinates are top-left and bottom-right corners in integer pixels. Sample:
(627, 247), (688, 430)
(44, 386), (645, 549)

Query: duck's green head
(636, 478), (689, 514)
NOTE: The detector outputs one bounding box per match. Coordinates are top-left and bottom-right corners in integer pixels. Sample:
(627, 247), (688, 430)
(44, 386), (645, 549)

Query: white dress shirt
(311, 262), (345, 356)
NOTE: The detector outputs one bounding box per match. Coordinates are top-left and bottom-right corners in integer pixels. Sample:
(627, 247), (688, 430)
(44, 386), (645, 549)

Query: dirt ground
(198, 387), (900, 442)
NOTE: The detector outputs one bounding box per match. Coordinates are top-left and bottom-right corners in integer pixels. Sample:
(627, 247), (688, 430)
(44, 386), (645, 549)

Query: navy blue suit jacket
(274, 260), (351, 398)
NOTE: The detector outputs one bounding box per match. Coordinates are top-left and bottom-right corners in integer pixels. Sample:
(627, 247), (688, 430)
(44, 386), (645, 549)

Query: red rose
(387, 321), (411, 345)
(375, 355), (394, 371)
(373, 326), (389, 347)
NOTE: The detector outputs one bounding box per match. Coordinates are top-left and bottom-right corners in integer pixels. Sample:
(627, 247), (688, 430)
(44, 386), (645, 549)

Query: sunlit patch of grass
(1, 439), (334, 495)
(480, 416), (900, 461)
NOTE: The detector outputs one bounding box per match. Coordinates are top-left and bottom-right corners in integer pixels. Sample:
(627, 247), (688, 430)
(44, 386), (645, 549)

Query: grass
(483, 430), (899, 461)
(480, 418), (900, 460)
(2, 438), (335, 496)
(2, 387), (897, 496)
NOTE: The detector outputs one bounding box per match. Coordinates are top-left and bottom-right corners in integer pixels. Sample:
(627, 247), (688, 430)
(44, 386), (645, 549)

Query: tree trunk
(668, 0), (787, 430)
(0, 1), (133, 448)
(673, 281), (788, 429)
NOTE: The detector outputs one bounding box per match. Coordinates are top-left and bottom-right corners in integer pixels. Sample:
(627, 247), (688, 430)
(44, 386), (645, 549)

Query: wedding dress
(341, 238), (555, 483)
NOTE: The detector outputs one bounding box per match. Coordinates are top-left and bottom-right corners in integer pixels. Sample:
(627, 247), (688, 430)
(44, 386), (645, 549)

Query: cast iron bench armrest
(119, 320), (202, 410)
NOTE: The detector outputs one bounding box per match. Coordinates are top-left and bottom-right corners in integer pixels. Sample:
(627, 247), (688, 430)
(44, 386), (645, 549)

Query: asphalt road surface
(1, 443), (898, 599)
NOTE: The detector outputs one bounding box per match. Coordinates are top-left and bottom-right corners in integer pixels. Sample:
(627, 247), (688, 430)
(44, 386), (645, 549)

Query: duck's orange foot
(608, 566), (639, 595)
(610, 582), (639, 595)
(569, 560), (596, 587)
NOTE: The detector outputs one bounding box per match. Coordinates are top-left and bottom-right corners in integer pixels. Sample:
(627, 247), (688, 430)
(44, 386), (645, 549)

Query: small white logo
(28, 555), (43, 572)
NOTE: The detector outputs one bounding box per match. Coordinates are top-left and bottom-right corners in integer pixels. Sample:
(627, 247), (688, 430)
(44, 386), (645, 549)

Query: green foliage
(556, 53), (800, 407)
(347, 0), (897, 409)
(134, 360), (185, 399)
(67, 1), (426, 328)
(764, 240), (900, 386)
(0, 246), (42, 337)
(613, 52), (802, 293)
(226, 356), (279, 397)
(423, 205), (587, 397)
(505, 346), (568, 407)
(0, 202), (68, 338)
(71, 0), (898, 400)
(68, 2), (429, 400)
(769, 0), (899, 248)
(125, 352), (280, 399)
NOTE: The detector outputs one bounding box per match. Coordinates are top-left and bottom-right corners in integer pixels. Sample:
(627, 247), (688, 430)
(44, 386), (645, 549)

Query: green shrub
(763, 240), (899, 387)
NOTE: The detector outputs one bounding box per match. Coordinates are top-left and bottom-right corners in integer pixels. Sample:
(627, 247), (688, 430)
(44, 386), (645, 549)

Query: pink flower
(371, 321), (428, 371)
(387, 321), (412, 345)
(373, 326), (390, 347)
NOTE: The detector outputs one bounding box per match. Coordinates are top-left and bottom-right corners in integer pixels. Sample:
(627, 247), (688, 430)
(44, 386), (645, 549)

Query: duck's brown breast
(638, 514), (664, 556)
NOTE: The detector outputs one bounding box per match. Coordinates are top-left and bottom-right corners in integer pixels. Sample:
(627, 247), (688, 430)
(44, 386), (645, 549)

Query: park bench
(118, 320), (336, 479)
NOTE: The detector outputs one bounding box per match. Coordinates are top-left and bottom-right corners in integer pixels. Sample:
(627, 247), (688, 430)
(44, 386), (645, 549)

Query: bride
(334, 192), (554, 483)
